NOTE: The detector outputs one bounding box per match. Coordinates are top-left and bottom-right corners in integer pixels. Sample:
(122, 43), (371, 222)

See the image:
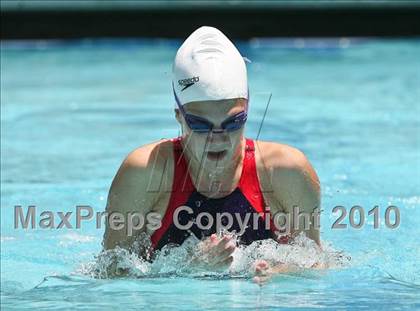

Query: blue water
(1, 38), (419, 310)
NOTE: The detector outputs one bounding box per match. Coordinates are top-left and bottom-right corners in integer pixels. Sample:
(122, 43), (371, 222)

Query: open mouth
(206, 150), (227, 161)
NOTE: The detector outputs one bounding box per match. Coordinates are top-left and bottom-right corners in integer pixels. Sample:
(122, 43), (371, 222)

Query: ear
(174, 108), (182, 123)
(174, 108), (186, 136)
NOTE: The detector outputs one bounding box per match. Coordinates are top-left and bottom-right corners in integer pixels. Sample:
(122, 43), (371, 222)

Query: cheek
(226, 131), (244, 157)
(228, 129), (244, 146)
(185, 132), (208, 154)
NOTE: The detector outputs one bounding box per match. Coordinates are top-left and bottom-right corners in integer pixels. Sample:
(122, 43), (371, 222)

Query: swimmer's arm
(271, 147), (321, 245)
(103, 147), (161, 252)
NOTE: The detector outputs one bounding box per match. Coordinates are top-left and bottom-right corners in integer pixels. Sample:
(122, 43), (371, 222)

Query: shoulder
(122, 138), (174, 171)
(111, 138), (175, 196)
(254, 140), (320, 193)
(254, 140), (309, 171)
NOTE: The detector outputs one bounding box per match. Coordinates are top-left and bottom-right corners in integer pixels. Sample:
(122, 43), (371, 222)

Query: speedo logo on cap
(178, 76), (199, 91)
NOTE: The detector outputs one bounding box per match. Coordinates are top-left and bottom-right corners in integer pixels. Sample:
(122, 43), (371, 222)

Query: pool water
(1, 38), (419, 310)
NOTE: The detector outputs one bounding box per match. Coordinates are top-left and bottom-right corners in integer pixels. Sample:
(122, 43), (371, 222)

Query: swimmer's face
(175, 98), (247, 170)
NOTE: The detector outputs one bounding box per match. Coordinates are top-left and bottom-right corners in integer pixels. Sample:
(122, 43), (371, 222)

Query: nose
(206, 129), (231, 145)
(211, 128), (225, 134)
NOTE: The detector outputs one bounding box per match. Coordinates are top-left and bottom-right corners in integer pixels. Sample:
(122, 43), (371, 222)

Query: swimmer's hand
(97, 249), (130, 278)
(252, 259), (326, 285)
(252, 260), (299, 285)
(191, 234), (236, 271)
(106, 259), (130, 278)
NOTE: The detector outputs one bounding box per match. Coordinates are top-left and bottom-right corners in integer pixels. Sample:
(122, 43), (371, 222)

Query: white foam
(78, 232), (349, 279)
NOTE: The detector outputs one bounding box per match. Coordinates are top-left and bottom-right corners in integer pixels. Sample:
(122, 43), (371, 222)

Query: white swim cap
(172, 26), (248, 106)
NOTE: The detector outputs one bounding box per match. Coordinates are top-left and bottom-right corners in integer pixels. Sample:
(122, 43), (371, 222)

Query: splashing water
(77, 232), (350, 280)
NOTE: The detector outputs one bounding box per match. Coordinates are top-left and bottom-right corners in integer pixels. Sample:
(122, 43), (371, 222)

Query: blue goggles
(173, 84), (249, 133)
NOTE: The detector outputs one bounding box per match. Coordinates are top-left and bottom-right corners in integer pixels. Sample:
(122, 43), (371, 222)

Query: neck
(182, 137), (246, 198)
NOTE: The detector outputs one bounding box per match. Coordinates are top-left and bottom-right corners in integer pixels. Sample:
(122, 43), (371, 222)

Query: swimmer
(102, 26), (321, 280)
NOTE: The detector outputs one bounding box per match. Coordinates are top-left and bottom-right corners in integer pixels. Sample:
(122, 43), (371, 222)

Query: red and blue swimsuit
(151, 137), (278, 250)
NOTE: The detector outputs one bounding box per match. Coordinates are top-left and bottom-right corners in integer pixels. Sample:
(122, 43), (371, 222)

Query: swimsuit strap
(238, 138), (267, 215)
(240, 139), (289, 242)
(150, 137), (194, 248)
